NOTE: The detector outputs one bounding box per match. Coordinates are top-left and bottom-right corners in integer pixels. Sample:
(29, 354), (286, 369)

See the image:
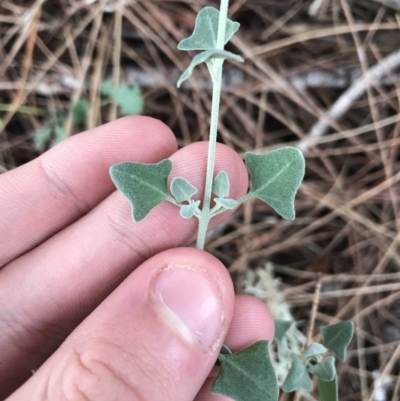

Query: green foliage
(177, 49), (243, 87)
(320, 321), (354, 362)
(307, 356), (336, 381)
(180, 201), (200, 219)
(282, 355), (313, 392)
(318, 377), (338, 401)
(212, 341), (279, 401)
(110, 160), (172, 221)
(72, 99), (89, 125)
(244, 147), (305, 220)
(170, 177), (198, 203)
(303, 343), (327, 358)
(212, 171), (230, 198)
(178, 6), (240, 51)
(215, 198), (237, 209)
(101, 79), (144, 116)
(273, 319), (292, 345)
(34, 118), (66, 149)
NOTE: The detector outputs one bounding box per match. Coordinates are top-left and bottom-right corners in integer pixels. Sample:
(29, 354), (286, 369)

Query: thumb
(8, 248), (235, 401)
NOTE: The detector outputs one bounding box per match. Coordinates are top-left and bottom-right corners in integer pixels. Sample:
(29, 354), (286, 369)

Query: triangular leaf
(212, 340), (279, 401)
(245, 147), (305, 220)
(215, 198), (237, 210)
(170, 177), (198, 203)
(220, 344), (232, 354)
(320, 321), (354, 362)
(114, 85), (144, 116)
(273, 319), (292, 344)
(308, 356), (336, 381)
(180, 201), (200, 219)
(110, 160), (172, 221)
(177, 49), (243, 87)
(72, 99), (89, 125)
(178, 7), (240, 51)
(282, 355), (313, 392)
(101, 79), (144, 116)
(303, 343), (328, 358)
(212, 171), (230, 198)
(318, 377), (338, 401)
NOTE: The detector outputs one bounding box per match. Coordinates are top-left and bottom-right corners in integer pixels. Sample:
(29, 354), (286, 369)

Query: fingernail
(149, 266), (224, 353)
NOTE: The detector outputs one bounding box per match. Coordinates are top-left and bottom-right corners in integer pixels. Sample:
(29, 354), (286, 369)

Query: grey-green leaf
(177, 49), (244, 87)
(220, 344), (232, 354)
(171, 177), (198, 203)
(101, 79), (144, 116)
(72, 99), (89, 125)
(245, 147), (305, 220)
(282, 355), (313, 392)
(303, 343), (328, 358)
(178, 7), (240, 51)
(34, 125), (53, 149)
(318, 377), (338, 401)
(320, 321), (354, 362)
(212, 171), (230, 198)
(110, 160), (172, 221)
(212, 340), (279, 401)
(215, 198), (237, 210)
(273, 319), (292, 344)
(308, 356), (336, 381)
(180, 201), (200, 219)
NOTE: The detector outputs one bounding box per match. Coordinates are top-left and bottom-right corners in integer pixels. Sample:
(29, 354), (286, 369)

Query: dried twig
(298, 49), (400, 151)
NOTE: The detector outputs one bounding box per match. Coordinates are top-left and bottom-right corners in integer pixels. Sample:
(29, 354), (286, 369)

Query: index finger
(0, 116), (177, 267)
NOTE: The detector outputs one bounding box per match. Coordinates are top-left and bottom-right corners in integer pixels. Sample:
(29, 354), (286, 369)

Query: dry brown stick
(372, 0), (400, 11)
(109, 5), (122, 122)
(298, 48), (400, 151)
(0, 6), (41, 133)
(0, 3), (102, 135)
(366, 343), (400, 401)
(64, 11), (103, 137)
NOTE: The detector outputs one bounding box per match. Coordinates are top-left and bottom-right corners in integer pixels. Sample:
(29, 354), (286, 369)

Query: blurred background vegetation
(1, 0), (400, 400)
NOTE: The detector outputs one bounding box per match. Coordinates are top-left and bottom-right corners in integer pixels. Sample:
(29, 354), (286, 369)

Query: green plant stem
(196, 0), (229, 249)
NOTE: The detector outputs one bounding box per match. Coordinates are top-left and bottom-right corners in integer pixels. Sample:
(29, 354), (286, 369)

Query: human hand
(0, 117), (274, 401)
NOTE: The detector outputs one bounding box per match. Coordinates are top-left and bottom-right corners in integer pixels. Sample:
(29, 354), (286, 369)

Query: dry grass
(1, 0), (400, 400)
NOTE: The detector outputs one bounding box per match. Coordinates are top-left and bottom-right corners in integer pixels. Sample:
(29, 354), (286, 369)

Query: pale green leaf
(273, 319), (292, 344)
(212, 171), (230, 198)
(101, 78), (114, 97)
(282, 355), (313, 392)
(101, 79), (144, 116)
(180, 201), (200, 219)
(245, 147), (305, 220)
(212, 340), (279, 401)
(318, 377), (338, 401)
(177, 49), (243, 87)
(72, 99), (89, 125)
(308, 357), (336, 381)
(178, 7), (240, 51)
(50, 123), (66, 147)
(215, 198), (237, 210)
(34, 125), (53, 149)
(320, 321), (354, 362)
(303, 343), (328, 358)
(114, 85), (144, 116)
(170, 177), (198, 203)
(110, 160), (172, 221)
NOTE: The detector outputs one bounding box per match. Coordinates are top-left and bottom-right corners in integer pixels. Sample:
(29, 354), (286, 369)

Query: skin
(0, 116), (275, 401)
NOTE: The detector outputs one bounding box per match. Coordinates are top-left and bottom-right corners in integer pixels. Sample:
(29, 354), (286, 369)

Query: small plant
(34, 80), (143, 149)
(109, 1), (354, 400)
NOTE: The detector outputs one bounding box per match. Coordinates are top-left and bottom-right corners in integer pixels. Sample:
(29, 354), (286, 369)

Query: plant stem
(196, 0), (229, 250)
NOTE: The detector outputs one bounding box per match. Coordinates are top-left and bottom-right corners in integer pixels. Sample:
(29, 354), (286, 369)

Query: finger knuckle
(58, 344), (150, 401)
